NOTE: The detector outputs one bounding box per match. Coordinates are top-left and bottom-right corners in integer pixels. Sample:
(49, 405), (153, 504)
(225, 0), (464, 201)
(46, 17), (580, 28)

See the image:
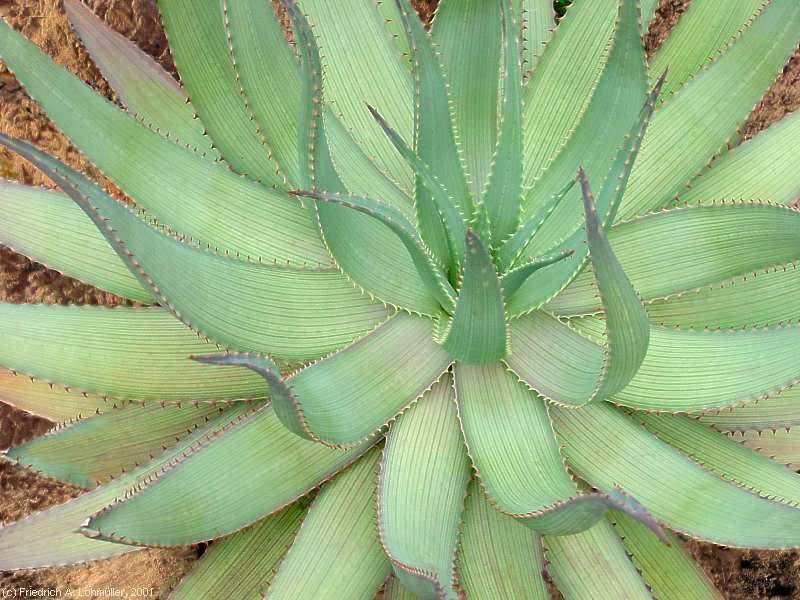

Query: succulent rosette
(1, 0), (800, 598)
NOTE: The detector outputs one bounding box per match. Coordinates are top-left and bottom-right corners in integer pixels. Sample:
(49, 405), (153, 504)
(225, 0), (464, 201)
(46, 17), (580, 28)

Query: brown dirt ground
(0, 0), (798, 598)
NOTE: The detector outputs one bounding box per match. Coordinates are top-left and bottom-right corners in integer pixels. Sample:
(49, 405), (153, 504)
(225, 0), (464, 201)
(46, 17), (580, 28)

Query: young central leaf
(441, 230), (508, 364)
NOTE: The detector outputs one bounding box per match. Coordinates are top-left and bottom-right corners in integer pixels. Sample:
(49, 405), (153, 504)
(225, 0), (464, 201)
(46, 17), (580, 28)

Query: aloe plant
(0, 0), (799, 597)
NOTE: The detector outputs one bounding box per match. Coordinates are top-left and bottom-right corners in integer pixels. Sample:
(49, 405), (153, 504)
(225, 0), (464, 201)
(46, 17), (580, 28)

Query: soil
(0, 0), (798, 598)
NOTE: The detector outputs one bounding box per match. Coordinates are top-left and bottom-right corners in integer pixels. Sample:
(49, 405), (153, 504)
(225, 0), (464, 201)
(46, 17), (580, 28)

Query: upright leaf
(650, 0), (766, 98)
(157, 0), (285, 186)
(0, 20), (328, 265)
(508, 73), (663, 315)
(620, 0), (800, 219)
(481, 0), (525, 246)
(298, 0), (414, 189)
(286, 0), (439, 315)
(442, 232), (508, 364)
(292, 190), (456, 313)
(369, 106), (468, 272)
(223, 0), (304, 184)
(578, 170), (650, 402)
(432, 0), (502, 196)
(516, 0), (555, 77)
(521, 0), (647, 255)
(522, 0), (618, 187)
(395, 0), (472, 225)
(63, 0), (216, 157)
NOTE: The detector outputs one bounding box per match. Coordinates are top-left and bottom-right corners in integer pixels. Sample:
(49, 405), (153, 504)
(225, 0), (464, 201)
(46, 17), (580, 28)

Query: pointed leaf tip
(608, 486), (671, 547)
(578, 169), (650, 403)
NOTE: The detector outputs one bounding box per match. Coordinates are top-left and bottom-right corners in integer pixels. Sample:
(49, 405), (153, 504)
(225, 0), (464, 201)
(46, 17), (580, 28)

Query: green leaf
(7, 402), (242, 488)
(432, 0), (501, 198)
(0, 180), (152, 303)
(620, 0), (800, 219)
(207, 315), (452, 446)
(266, 450), (390, 599)
(170, 504), (307, 600)
(610, 510), (724, 600)
(297, 0), (414, 190)
(650, 0), (766, 98)
(506, 311), (603, 406)
(697, 387), (800, 432)
(0, 367), (114, 422)
(458, 481), (549, 600)
(500, 248), (576, 299)
(521, 0), (647, 255)
(0, 304), (265, 402)
(736, 429), (800, 469)
(323, 109), (416, 221)
(547, 203), (800, 325)
(291, 190), (456, 313)
(383, 576), (419, 600)
(378, 376), (471, 600)
(509, 311), (800, 412)
(290, 314), (451, 446)
(191, 352), (312, 441)
(395, 0), (472, 224)
(442, 232), (508, 364)
(508, 71), (663, 316)
(286, 1), (438, 316)
(0, 404), (252, 570)
(558, 312), (800, 412)
(543, 520), (654, 600)
(219, 0), (304, 185)
(83, 404), (373, 546)
(578, 170), (650, 402)
(515, 0), (555, 78)
(645, 262), (800, 330)
(552, 402), (800, 548)
(369, 105), (468, 273)
(640, 0), (659, 26)
(480, 0), (524, 245)
(680, 110), (800, 207)
(637, 413), (800, 507)
(497, 177), (576, 270)
(455, 363), (664, 536)
(0, 19), (328, 265)
(63, 0), (216, 158)
(156, 0), (284, 186)
(0, 134), (390, 362)
(521, 0), (618, 187)
(454, 362), (578, 517)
